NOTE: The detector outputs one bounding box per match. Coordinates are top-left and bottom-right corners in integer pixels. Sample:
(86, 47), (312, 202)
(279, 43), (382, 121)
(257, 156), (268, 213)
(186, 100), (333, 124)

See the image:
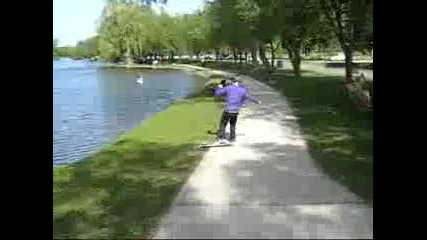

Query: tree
(251, 0), (282, 67)
(204, 1), (225, 60)
(354, 0), (372, 54)
(182, 12), (210, 58)
(98, 1), (155, 62)
(77, 36), (100, 57)
(155, 11), (182, 60)
(318, 0), (373, 82)
(283, 0), (334, 76)
(98, 0), (212, 62)
(244, 0), (331, 76)
(207, 0), (262, 64)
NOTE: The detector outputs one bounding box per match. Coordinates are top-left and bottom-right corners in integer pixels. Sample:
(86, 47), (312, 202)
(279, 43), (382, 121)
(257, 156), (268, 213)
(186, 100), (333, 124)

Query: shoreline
(53, 66), (224, 239)
(103, 63), (231, 79)
(153, 63), (372, 238)
(53, 64), (225, 168)
(54, 63), (372, 238)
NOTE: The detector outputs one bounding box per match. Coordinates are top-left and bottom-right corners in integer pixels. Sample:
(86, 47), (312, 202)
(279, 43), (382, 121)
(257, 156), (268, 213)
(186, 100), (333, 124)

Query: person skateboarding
(214, 76), (260, 143)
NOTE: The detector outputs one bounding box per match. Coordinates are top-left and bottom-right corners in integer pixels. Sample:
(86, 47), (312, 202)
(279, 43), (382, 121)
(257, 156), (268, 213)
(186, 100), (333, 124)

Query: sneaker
(218, 138), (230, 144)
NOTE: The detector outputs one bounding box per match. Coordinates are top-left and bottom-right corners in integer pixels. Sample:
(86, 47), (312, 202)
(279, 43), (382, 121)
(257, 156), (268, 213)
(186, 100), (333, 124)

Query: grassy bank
(193, 61), (373, 204)
(53, 90), (222, 238)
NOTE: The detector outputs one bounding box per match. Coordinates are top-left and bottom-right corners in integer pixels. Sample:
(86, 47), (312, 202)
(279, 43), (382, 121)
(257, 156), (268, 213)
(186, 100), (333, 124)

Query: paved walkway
(153, 70), (373, 239)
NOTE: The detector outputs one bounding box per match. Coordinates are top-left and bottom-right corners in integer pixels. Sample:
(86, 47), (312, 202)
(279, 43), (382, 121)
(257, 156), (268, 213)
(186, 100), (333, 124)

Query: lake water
(53, 58), (205, 165)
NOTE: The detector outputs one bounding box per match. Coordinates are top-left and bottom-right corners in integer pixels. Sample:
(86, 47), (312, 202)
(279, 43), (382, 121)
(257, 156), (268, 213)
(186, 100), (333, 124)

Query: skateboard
(198, 140), (234, 148)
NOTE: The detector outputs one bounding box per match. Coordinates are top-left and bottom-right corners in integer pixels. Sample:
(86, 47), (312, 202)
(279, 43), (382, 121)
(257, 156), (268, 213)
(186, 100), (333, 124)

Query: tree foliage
(318, 0), (373, 82)
(96, 1), (210, 62)
(56, 0), (372, 80)
(77, 36), (100, 57)
(53, 46), (88, 58)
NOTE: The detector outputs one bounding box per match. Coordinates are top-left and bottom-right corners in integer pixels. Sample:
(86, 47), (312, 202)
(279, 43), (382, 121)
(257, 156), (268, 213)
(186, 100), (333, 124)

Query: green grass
(196, 62), (373, 204)
(53, 91), (222, 239)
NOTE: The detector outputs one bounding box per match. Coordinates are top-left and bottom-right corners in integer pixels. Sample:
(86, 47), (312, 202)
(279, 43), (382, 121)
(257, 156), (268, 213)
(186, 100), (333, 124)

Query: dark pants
(217, 110), (238, 141)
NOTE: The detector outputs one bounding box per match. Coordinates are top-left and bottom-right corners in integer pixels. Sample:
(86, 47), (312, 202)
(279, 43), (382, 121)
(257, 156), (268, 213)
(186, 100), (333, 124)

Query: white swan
(136, 74), (144, 84)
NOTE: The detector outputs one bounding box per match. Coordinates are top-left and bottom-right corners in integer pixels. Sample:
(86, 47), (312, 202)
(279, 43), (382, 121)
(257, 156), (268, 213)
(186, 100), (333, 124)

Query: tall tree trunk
(284, 39), (302, 77)
(244, 52), (248, 63)
(258, 42), (270, 68)
(239, 50), (243, 64)
(215, 48), (220, 60)
(125, 44), (133, 65)
(250, 42), (258, 65)
(290, 51), (301, 77)
(232, 48), (238, 62)
(170, 51), (175, 62)
(343, 45), (353, 83)
(269, 41), (276, 68)
(319, 0), (356, 83)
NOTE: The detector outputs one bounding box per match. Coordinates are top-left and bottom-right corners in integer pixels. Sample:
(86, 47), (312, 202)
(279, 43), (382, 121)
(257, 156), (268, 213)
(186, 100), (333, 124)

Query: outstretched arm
(242, 89), (261, 104)
(245, 94), (261, 104)
(214, 85), (227, 97)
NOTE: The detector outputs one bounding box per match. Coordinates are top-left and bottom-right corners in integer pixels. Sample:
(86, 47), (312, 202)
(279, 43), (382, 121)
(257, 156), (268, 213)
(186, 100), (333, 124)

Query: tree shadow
(154, 140), (372, 239)
(262, 72), (373, 203)
(199, 63), (373, 203)
(146, 65), (373, 238)
(220, 141), (372, 238)
(54, 140), (209, 238)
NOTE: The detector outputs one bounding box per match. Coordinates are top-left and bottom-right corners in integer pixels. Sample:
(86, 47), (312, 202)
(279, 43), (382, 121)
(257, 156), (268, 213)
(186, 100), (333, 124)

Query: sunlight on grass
(53, 93), (222, 239)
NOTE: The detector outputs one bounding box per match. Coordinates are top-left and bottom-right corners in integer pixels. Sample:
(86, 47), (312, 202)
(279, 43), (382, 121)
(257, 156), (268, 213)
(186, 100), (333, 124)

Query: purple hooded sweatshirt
(214, 84), (258, 112)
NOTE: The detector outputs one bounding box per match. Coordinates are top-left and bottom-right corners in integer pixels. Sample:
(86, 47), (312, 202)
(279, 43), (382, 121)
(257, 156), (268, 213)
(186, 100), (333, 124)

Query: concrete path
(153, 71), (373, 239)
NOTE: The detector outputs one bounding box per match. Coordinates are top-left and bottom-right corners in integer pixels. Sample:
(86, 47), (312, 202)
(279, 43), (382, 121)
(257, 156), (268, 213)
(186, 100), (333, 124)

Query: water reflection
(53, 59), (204, 165)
